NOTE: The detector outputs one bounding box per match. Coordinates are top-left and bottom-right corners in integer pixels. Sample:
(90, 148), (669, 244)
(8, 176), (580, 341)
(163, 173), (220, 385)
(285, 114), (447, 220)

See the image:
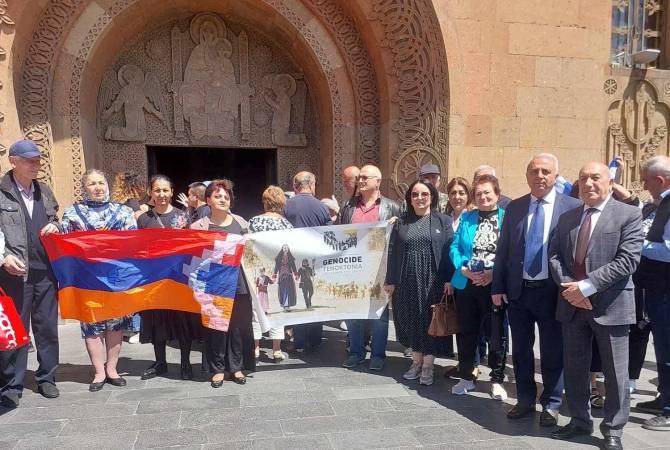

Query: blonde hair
(262, 185), (287, 213)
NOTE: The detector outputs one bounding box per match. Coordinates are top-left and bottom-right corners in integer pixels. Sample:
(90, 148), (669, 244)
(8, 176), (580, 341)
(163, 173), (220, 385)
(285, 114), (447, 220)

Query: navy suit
(492, 191), (581, 411)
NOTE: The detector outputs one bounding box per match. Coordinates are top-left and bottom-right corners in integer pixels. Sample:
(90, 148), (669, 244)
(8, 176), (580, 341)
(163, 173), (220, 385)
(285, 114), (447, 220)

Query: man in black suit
(549, 162), (643, 450)
(492, 153), (581, 426)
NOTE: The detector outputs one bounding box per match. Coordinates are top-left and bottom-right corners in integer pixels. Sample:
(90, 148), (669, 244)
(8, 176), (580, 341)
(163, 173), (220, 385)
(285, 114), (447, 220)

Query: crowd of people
(0, 138), (669, 450)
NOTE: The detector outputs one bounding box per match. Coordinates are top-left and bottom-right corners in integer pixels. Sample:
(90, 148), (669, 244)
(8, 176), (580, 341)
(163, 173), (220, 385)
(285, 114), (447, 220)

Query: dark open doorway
(147, 146), (277, 219)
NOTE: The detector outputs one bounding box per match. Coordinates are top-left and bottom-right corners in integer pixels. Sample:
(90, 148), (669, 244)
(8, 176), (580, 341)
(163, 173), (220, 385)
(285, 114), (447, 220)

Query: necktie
(524, 199), (545, 277)
(574, 208), (597, 281)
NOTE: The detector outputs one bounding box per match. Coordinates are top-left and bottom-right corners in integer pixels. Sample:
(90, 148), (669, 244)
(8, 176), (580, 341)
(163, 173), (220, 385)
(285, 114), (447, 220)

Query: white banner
(242, 222), (392, 329)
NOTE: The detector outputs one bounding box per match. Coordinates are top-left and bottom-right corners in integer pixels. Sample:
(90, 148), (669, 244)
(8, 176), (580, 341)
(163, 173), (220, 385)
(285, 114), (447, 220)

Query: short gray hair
(473, 165), (496, 179)
(642, 155), (670, 179)
(529, 153), (559, 174)
(293, 171), (316, 189)
(81, 168), (107, 187)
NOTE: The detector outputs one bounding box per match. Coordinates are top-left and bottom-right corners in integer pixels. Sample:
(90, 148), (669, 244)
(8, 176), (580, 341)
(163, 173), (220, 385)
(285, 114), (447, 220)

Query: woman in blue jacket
(447, 174), (508, 400)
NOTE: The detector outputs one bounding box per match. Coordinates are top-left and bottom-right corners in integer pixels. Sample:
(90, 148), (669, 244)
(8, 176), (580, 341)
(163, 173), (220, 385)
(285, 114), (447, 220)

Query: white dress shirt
(577, 194), (611, 297)
(523, 187), (556, 280)
(642, 187), (670, 262)
(17, 181), (35, 219)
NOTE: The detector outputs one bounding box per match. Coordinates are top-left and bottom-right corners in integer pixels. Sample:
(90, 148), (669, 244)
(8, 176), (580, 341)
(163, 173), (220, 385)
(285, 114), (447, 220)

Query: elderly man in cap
(418, 164), (449, 213)
(0, 139), (60, 408)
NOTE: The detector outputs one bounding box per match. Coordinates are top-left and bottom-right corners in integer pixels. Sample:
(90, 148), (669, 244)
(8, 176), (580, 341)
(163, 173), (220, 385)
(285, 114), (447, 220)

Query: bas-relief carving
(96, 12), (317, 181)
(606, 79), (670, 192)
(0, 0), (13, 158)
(99, 65), (168, 141)
(263, 73), (307, 147)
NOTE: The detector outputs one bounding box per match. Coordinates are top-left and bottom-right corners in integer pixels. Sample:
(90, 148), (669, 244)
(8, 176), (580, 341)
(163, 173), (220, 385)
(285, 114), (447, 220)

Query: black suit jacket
(492, 191), (581, 300)
(386, 212), (454, 286)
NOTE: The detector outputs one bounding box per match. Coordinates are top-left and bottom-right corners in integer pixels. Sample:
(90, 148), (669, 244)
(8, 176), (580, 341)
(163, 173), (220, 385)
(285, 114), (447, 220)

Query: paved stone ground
(0, 322), (667, 449)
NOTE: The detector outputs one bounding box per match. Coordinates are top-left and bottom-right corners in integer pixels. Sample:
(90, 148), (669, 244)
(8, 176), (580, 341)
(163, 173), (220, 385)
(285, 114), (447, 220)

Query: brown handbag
(428, 294), (460, 337)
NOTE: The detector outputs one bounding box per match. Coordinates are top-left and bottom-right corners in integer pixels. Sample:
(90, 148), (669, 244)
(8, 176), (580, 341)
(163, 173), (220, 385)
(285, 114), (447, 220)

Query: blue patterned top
(61, 200), (137, 232)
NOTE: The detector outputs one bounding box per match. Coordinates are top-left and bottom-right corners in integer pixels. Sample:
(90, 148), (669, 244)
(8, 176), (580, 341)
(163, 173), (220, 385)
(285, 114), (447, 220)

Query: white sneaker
(419, 366), (434, 385)
(451, 379), (475, 395)
(128, 333), (140, 344)
(629, 379), (637, 394)
(490, 382), (508, 401)
(403, 363), (422, 380)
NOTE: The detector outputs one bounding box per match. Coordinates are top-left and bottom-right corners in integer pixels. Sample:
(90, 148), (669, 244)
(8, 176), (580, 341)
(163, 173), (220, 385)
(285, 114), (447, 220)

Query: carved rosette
(370, 0), (450, 197)
(0, 0), (13, 157)
(606, 79), (670, 192)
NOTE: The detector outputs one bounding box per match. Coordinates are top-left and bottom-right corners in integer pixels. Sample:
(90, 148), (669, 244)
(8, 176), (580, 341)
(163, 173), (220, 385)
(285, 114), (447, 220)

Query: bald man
(342, 166), (360, 200)
(548, 162), (643, 450)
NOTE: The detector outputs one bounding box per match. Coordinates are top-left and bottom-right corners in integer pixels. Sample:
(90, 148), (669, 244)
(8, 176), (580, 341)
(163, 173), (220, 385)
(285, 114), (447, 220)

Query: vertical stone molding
(0, 0), (13, 156)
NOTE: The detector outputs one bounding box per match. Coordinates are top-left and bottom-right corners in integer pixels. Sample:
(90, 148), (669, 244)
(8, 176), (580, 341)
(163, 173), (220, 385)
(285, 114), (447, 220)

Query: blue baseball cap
(9, 140), (41, 158)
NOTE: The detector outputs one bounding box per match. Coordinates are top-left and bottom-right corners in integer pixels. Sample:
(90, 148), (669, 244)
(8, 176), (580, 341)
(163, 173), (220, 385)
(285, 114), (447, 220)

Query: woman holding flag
(191, 179), (255, 387)
(61, 169), (137, 392)
(137, 175), (199, 381)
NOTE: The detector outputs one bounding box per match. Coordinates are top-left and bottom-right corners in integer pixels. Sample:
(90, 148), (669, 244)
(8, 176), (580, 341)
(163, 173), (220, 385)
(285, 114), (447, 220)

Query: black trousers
(0, 270), (58, 396)
(455, 282), (507, 383)
(301, 285), (314, 309)
(204, 293), (255, 374)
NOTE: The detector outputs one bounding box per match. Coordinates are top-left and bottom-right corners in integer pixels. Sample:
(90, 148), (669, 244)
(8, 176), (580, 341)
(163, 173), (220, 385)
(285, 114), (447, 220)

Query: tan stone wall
(436, 0), (611, 197)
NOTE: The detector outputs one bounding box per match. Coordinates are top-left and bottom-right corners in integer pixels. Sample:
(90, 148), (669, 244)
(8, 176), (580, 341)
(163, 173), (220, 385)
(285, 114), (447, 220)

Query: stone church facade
(0, 0), (666, 207)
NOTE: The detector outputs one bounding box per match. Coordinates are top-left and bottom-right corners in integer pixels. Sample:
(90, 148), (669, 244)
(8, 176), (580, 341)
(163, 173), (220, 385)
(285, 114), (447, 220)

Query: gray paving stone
(198, 420), (283, 443)
(327, 427), (421, 449)
(0, 441), (16, 450)
(17, 391), (111, 408)
(109, 386), (189, 403)
(13, 431), (137, 450)
(59, 412), (180, 436)
(376, 408), (467, 428)
(1, 402), (138, 423)
(187, 378), (306, 398)
(411, 424), (475, 445)
(251, 368), (316, 380)
(427, 438), (535, 450)
(328, 398), (394, 415)
(137, 396), (239, 414)
(250, 435), (334, 450)
(280, 413), (384, 436)
(240, 401), (335, 422)
(332, 384), (410, 401)
(0, 421), (64, 442)
(238, 389), (334, 407)
(134, 427), (208, 448)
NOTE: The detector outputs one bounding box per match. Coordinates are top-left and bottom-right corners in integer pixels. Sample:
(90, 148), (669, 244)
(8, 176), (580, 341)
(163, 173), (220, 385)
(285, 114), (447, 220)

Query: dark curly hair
(205, 179), (235, 207)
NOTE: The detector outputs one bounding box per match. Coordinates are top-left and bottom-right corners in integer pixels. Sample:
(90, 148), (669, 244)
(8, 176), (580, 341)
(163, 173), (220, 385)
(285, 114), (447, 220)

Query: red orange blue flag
(41, 229), (246, 331)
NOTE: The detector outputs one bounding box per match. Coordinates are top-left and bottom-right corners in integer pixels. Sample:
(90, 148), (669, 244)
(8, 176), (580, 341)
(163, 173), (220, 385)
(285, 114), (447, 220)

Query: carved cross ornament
(607, 80), (669, 192)
(98, 12), (307, 147)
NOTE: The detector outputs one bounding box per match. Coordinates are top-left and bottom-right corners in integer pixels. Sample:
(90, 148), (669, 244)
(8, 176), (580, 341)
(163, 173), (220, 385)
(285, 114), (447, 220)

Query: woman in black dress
(191, 179), (255, 387)
(384, 180), (454, 386)
(272, 245), (298, 311)
(137, 175), (199, 380)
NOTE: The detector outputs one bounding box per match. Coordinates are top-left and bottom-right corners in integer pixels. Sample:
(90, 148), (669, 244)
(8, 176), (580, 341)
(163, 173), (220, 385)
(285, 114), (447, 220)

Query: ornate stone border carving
(0, 0), (14, 155)
(305, 0), (380, 164)
(19, 0), (83, 185)
(370, 0), (450, 196)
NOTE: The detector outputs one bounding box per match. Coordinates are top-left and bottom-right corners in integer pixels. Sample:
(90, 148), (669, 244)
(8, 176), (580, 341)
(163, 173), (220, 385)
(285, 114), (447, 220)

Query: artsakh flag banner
(41, 229), (246, 331)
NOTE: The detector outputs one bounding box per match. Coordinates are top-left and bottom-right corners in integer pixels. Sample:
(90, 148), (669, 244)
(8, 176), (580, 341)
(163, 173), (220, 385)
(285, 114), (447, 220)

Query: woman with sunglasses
(384, 180), (454, 386)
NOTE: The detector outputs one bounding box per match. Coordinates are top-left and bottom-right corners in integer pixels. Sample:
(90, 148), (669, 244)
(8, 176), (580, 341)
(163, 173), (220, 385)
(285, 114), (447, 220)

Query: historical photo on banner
(242, 222), (392, 329)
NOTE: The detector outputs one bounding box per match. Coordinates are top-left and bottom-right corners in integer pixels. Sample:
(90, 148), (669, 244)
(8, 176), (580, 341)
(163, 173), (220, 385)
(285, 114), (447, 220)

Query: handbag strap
(0, 287), (6, 297)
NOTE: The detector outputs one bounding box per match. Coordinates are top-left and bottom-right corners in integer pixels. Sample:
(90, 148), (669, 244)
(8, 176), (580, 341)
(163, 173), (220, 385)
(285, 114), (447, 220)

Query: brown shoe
(507, 404), (535, 419)
(539, 408), (558, 427)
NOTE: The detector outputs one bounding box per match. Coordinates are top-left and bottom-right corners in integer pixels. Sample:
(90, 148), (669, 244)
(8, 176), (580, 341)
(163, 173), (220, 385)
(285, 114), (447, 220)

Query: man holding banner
(0, 140), (61, 408)
(339, 165), (399, 370)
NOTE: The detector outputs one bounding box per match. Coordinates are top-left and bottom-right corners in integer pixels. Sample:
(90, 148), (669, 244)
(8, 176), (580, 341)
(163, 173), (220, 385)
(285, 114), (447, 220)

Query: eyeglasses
(358, 175), (379, 182)
(411, 192), (431, 198)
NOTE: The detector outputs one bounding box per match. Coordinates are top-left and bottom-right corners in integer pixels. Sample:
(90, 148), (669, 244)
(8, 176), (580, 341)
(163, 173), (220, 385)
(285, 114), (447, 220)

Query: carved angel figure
(263, 74), (307, 147)
(100, 64), (168, 142)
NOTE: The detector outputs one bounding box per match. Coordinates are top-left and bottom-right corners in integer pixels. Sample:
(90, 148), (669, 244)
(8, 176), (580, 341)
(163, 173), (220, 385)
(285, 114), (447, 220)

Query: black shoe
(551, 423), (593, 440)
(0, 393), (19, 409)
(28, 340), (35, 353)
(642, 412), (670, 431)
(539, 408), (559, 427)
(507, 404), (535, 419)
(602, 436), (623, 450)
(232, 375), (247, 385)
(89, 380), (105, 392)
(636, 396), (664, 415)
(37, 382), (59, 399)
(105, 376), (127, 387)
(141, 362), (167, 380)
(210, 376), (224, 388)
(180, 363), (193, 380)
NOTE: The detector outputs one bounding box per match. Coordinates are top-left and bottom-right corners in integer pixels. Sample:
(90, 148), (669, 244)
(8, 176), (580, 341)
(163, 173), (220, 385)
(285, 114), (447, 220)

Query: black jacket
(338, 195), (400, 224)
(0, 171), (59, 273)
(386, 212), (454, 286)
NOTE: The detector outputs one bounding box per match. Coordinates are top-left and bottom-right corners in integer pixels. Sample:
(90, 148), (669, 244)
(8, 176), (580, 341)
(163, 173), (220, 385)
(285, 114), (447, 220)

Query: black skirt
(139, 310), (203, 344)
